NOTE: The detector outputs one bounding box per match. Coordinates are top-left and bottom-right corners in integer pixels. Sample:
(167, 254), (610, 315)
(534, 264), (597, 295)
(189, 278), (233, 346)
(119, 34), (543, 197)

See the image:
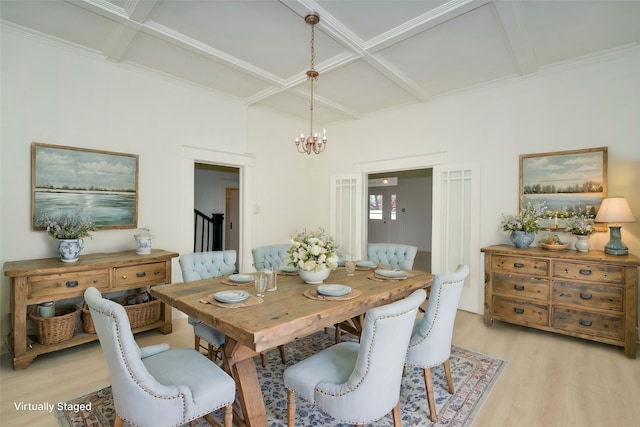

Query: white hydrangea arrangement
(288, 228), (339, 272)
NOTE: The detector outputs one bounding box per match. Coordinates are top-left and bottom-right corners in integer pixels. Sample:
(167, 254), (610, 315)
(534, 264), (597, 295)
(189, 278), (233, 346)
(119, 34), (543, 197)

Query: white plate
(356, 261), (377, 268)
(229, 274), (254, 283)
(317, 284), (351, 297)
(214, 290), (250, 303)
(374, 269), (408, 279)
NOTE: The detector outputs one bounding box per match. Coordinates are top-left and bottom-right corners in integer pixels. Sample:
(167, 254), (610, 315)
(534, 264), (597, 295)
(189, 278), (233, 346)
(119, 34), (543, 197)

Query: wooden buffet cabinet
(3, 249), (179, 369)
(482, 245), (639, 358)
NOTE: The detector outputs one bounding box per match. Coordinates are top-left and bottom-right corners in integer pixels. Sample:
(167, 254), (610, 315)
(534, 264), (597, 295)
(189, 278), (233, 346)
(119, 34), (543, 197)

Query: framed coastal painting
(32, 142), (139, 229)
(519, 147), (607, 230)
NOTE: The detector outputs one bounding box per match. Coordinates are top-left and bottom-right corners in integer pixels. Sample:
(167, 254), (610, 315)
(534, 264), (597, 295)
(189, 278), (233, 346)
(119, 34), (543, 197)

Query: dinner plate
(229, 274), (254, 283)
(374, 269), (408, 279)
(280, 265), (298, 273)
(356, 261), (377, 268)
(214, 290), (250, 304)
(317, 284), (351, 297)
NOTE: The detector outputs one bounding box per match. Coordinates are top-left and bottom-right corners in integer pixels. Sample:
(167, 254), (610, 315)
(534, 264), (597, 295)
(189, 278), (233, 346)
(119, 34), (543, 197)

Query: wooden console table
(482, 245), (639, 358)
(3, 249), (178, 369)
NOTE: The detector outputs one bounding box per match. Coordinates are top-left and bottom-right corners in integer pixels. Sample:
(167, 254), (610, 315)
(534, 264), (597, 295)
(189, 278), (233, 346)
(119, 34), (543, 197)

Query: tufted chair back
(84, 287), (235, 426)
(179, 250), (236, 281)
(367, 243), (418, 270)
(251, 244), (292, 270)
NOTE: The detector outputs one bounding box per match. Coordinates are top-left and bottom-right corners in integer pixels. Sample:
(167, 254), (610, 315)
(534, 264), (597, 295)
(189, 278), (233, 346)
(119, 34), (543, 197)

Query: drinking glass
(345, 261), (356, 276)
(254, 273), (267, 298)
(266, 268), (278, 291)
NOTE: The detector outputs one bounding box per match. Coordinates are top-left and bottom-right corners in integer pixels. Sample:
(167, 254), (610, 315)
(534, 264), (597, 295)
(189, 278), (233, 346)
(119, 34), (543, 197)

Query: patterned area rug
(56, 331), (506, 427)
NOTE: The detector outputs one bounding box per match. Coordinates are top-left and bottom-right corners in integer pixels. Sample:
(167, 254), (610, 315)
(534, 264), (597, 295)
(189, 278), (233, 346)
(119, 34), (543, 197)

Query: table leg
(223, 338), (268, 427)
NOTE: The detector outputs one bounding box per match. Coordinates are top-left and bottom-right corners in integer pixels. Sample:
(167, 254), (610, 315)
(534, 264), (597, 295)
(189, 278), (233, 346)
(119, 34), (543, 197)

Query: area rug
(56, 331), (506, 427)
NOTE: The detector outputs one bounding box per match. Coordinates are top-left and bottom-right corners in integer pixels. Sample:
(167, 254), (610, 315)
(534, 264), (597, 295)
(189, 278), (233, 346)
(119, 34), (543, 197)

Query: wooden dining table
(150, 266), (434, 427)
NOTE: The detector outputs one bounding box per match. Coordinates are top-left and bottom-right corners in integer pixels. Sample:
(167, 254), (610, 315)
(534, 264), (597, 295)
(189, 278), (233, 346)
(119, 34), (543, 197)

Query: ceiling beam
(493, 0), (538, 77)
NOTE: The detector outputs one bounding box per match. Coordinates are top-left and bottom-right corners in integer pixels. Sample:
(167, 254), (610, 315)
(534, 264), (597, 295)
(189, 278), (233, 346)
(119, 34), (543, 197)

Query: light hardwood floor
(2, 311), (639, 426)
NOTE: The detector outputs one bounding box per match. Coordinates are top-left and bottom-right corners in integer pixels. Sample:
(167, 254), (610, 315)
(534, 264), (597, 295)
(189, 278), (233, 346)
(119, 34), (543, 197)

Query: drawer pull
(513, 263), (524, 268)
(513, 307), (525, 314)
(579, 292), (592, 300)
(154, 269), (160, 275)
(122, 275), (127, 279)
(579, 319), (593, 327)
(66, 280), (78, 288)
(513, 284), (525, 291)
(579, 269), (592, 276)
(136, 272), (147, 278)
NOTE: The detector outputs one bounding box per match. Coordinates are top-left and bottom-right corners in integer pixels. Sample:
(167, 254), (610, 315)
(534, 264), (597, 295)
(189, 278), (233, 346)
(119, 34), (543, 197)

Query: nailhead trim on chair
(91, 306), (234, 427)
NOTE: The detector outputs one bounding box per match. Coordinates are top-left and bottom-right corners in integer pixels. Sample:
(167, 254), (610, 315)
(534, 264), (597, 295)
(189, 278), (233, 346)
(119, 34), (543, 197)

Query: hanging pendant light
(295, 12), (327, 155)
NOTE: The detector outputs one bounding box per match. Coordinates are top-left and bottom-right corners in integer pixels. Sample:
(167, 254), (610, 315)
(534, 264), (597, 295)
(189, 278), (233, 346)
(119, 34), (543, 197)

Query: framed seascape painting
(519, 147), (607, 230)
(32, 143), (139, 229)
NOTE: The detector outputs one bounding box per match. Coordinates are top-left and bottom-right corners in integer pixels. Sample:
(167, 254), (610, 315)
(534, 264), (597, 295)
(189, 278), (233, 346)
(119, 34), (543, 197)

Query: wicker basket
(29, 306), (80, 345)
(82, 292), (161, 332)
(81, 305), (96, 334)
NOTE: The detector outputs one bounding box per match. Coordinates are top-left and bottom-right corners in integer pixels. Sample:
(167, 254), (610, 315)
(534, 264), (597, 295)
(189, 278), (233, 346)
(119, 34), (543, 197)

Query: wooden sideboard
(482, 245), (639, 358)
(3, 249), (179, 369)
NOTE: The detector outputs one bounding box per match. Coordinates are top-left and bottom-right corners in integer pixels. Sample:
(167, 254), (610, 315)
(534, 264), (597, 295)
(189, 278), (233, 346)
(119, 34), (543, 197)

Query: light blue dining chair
(367, 243), (418, 270)
(284, 289), (426, 427)
(406, 264), (469, 422)
(251, 244), (292, 270)
(179, 250), (237, 361)
(84, 287), (235, 427)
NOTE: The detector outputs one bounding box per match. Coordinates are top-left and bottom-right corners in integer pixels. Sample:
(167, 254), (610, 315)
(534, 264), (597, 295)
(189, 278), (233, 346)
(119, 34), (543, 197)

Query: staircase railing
(194, 210), (224, 252)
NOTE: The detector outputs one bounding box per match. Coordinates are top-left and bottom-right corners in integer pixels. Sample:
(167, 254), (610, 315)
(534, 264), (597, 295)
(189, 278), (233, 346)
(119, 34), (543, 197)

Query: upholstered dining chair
(251, 244), (292, 270)
(284, 289), (426, 427)
(367, 243), (418, 270)
(84, 287), (235, 427)
(179, 250), (237, 361)
(406, 264), (469, 422)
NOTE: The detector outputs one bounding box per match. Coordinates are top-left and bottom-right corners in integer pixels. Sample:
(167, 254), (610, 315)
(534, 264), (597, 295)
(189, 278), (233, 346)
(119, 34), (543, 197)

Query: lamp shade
(594, 197), (636, 223)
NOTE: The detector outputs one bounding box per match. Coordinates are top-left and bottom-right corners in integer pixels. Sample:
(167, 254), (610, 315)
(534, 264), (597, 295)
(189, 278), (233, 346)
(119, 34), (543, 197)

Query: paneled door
(367, 187), (400, 244)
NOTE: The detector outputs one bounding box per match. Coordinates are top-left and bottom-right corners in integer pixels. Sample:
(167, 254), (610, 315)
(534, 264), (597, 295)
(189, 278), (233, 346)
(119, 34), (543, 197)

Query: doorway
(194, 163), (240, 258)
(367, 169), (432, 272)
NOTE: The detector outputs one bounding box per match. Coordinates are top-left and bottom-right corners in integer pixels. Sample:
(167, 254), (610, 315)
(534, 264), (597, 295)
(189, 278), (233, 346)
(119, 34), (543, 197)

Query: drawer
(114, 262), (167, 287)
(553, 308), (623, 341)
(553, 281), (623, 312)
(492, 296), (549, 327)
(493, 273), (549, 301)
(28, 270), (109, 301)
(553, 261), (623, 284)
(492, 255), (548, 276)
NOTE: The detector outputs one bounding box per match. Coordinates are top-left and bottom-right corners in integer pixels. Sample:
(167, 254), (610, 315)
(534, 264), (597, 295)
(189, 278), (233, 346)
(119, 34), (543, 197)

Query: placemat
(221, 276), (255, 286)
(367, 272), (414, 281)
(303, 288), (362, 301)
(200, 294), (263, 308)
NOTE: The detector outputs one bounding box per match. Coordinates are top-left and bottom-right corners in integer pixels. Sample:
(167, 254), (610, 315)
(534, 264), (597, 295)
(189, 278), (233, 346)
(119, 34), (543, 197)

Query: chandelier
(295, 12), (327, 155)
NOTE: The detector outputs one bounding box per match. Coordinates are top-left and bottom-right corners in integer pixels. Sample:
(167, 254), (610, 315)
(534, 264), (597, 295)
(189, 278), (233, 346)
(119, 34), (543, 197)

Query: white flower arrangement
(288, 228), (340, 272)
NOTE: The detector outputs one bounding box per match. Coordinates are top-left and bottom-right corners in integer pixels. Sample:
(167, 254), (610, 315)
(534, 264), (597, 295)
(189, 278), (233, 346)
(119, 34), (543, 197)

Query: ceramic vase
(58, 239), (84, 262)
(574, 235), (590, 252)
(298, 267), (331, 284)
(134, 233), (154, 255)
(510, 231), (535, 248)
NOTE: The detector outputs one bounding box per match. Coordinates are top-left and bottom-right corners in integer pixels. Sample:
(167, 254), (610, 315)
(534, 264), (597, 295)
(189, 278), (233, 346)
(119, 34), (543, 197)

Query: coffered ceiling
(2, 1), (639, 125)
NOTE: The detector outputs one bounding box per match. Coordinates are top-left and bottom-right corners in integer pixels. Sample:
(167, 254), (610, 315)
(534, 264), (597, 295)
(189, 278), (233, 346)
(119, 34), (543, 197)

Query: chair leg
(287, 389), (296, 427)
(278, 345), (287, 363)
(261, 353), (267, 367)
(391, 401), (402, 427)
(423, 367), (437, 422)
(114, 414), (123, 427)
(223, 403), (233, 427)
(194, 335), (201, 352)
(443, 359), (455, 394)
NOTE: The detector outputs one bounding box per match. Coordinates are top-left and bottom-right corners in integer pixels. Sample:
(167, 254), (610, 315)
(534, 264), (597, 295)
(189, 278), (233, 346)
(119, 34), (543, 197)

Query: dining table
(150, 265), (434, 427)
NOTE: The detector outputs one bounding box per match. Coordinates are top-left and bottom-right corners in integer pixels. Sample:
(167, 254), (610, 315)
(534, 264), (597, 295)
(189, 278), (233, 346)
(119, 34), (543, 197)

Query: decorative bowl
(540, 242), (569, 250)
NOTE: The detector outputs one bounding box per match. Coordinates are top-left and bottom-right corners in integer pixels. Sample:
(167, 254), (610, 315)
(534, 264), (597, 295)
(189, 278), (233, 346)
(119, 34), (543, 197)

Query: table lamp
(594, 196), (636, 255)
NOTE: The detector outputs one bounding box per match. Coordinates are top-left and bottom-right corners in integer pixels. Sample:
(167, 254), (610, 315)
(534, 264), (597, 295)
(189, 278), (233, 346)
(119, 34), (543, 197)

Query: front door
(368, 187), (399, 243)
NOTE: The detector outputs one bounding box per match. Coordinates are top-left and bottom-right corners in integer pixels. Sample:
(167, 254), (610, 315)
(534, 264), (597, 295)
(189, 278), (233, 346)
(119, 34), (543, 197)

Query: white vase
(298, 267), (331, 284)
(58, 239), (84, 262)
(574, 235), (590, 252)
